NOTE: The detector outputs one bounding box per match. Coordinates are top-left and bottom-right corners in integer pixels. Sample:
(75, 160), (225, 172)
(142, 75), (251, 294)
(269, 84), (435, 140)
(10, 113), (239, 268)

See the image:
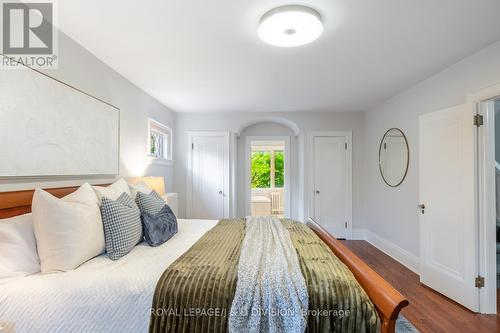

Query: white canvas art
(0, 62), (119, 177)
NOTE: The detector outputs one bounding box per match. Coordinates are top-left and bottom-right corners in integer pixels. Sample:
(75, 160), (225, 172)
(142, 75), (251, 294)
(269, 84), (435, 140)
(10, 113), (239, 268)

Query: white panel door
(419, 103), (478, 311)
(312, 136), (348, 238)
(188, 134), (228, 219)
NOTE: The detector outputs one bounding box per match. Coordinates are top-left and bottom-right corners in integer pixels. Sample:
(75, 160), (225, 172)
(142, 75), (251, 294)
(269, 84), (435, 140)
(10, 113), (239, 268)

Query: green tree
(251, 150), (285, 188)
(251, 152), (270, 188)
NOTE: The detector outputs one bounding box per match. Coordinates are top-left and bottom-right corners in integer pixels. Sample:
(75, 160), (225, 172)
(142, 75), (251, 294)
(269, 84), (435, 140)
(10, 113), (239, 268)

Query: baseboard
(366, 230), (420, 274)
(351, 228), (420, 274)
(351, 228), (366, 240)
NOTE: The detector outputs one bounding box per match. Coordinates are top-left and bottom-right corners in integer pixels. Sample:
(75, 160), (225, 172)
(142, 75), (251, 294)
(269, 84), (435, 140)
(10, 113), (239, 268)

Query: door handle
(315, 190), (320, 194)
(218, 190), (223, 195)
(418, 204), (425, 214)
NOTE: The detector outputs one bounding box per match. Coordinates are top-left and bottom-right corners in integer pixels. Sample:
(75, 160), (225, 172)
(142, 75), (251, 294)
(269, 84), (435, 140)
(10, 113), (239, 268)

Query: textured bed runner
(228, 216), (308, 333)
(149, 218), (380, 333)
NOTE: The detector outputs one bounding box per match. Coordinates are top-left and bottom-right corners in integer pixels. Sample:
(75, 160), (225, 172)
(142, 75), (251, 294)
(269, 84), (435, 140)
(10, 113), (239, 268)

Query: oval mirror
(379, 128), (409, 187)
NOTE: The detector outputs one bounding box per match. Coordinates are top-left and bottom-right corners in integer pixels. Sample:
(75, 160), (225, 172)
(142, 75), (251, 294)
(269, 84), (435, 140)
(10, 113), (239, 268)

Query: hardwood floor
(340, 240), (499, 333)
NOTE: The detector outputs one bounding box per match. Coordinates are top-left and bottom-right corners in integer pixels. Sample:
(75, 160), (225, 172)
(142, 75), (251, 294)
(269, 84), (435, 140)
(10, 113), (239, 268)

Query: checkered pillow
(100, 192), (142, 260)
(135, 190), (166, 215)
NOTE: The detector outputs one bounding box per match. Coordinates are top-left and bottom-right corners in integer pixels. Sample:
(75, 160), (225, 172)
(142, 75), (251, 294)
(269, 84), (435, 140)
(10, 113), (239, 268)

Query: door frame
(418, 103), (480, 311)
(468, 83), (500, 314)
(186, 131), (230, 219)
(306, 131), (352, 239)
(245, 135), (291, 217)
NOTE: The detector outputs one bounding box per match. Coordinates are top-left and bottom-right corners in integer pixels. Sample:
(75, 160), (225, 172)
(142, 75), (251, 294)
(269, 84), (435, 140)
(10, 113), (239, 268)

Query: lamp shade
(128, 176), (165, 195)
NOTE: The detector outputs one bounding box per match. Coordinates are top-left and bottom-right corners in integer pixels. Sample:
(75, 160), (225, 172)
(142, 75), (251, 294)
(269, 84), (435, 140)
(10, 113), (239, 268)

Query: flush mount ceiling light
(258, 5), (323, 47)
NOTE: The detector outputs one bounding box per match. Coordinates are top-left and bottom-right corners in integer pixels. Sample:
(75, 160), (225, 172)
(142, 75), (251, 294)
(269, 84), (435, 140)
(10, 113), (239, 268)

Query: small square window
(148, 119), (172, 161)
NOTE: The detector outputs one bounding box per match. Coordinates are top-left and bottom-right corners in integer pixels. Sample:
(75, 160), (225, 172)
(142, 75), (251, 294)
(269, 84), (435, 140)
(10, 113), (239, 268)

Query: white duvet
(0, 219), (218, 333)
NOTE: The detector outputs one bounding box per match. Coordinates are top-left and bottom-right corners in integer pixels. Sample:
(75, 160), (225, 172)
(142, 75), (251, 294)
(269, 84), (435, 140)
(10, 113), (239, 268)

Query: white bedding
(0, 219), (218, 333)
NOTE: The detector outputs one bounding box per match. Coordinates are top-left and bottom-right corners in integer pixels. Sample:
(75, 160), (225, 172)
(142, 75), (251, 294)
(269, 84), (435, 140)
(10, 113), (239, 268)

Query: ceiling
(57, 0), (500, 113)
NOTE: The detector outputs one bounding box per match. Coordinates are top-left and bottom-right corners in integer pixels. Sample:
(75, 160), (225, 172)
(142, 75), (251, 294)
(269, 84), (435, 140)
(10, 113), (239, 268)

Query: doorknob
(418, 204), (425, 214)
(218, 190), (223, 195)
(315, 190), (320, 194)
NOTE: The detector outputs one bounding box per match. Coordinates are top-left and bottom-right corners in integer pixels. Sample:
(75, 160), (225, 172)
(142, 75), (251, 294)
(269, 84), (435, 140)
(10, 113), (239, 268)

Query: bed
(0, 185), (408, 333)
(0, 218), (218, 333)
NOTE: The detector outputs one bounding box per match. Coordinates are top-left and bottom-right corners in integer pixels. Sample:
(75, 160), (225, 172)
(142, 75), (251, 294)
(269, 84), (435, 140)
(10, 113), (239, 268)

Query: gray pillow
(135, 190), (167, 215)
(136, 191), (178, 246)
(100, 193), (142, 260)
(141, 205), (178, 247)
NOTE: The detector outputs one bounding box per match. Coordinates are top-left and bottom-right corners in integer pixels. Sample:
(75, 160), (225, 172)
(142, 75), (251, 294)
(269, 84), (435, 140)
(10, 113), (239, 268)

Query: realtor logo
(2, 2), (52, 54)
(1, 0), (58, 68)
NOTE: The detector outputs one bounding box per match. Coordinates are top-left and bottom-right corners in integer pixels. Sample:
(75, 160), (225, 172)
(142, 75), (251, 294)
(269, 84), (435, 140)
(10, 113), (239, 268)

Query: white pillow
(0, 213), (40, 280)
(32, 183), (105, 273)
(129, 181), (152, 200)
(93, 178), (131, 204)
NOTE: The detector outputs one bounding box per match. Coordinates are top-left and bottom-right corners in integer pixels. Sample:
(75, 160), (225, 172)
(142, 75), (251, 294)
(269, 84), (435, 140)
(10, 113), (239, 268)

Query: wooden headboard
(0, 185), (109, 219)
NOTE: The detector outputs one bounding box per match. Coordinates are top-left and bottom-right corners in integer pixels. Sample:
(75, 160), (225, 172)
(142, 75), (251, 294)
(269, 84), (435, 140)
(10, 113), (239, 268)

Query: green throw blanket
(150, 219), (380, 333)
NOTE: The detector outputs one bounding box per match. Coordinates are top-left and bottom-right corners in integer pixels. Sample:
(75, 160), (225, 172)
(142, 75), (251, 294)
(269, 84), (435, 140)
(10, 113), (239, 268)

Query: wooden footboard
(0, 184), (408, 332)
(306, 218), (409, 333)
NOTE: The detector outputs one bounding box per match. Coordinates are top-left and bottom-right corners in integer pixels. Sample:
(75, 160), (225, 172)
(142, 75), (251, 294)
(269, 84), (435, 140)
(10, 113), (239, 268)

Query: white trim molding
(306, 131), (353, 239)
(351, 228), (366, 240)
(467, 82), (500, 103)
(352, 229), (420, 274)
(469, 83), (500, 314)
(236, 117), (300, 136)
(147, 118), (173, 163)
(365, 230), (420, 274)
(230, 132), (237, 218)
(244, 136), (291, 218)
(186, 131), (230, 219)
(477, 100), (498, 314)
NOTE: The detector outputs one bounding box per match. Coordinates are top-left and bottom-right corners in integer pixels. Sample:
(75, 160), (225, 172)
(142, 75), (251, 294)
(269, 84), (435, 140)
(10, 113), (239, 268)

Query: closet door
(311, 134), (351, 239)
(419, 103), (478, 311)
(187, 132), (229, 219)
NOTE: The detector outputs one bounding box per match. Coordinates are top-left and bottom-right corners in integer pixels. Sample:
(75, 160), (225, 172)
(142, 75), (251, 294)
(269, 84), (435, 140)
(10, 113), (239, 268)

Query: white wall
(361, 40), (500, 259)
(6, 17), (499, 270)
(0, 31), (175, 192)
(174, 111), (365, 221)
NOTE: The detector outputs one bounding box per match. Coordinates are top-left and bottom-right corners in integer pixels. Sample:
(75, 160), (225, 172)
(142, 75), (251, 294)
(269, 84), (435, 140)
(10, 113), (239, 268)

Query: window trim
(245, 136), (291, 218)
(147, 118), (173, 164)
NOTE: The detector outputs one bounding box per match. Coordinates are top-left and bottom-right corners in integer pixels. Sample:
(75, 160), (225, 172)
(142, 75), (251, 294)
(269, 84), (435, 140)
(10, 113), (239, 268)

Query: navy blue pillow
(141, 204), (178, 247)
